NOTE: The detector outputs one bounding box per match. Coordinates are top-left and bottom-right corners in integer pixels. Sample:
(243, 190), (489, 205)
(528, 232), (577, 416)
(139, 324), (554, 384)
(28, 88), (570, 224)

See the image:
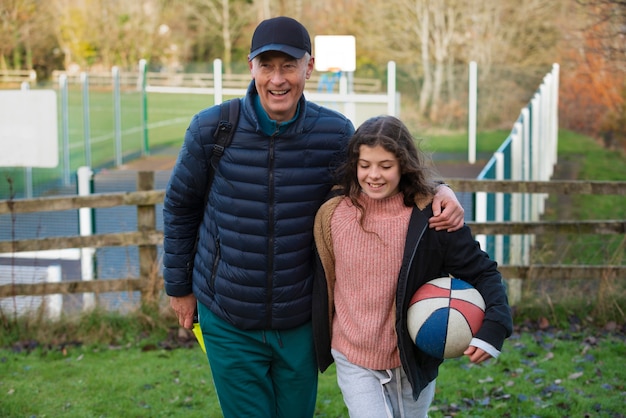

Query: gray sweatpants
(332, 349), (436, 418)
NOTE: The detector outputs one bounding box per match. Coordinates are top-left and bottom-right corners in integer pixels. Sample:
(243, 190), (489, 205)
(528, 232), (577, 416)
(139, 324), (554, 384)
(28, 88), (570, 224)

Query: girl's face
(357, 145), (401, 199)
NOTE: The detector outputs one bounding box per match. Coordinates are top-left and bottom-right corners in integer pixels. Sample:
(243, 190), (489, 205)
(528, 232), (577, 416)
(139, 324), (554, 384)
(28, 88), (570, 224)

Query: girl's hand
(464, 345), (492, 364)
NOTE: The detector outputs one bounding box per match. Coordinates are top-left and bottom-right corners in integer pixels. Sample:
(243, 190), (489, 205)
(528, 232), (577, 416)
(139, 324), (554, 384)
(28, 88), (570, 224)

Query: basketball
(407, 277), (485, 359)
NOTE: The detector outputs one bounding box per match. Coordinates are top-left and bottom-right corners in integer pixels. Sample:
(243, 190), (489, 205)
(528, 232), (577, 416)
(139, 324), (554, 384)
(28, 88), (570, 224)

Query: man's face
(249, 51), (314, 122)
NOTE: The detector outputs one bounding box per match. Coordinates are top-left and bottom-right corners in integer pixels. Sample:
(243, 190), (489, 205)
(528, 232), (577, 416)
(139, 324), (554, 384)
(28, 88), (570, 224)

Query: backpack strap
(189, 99), (241, 283)
(207, 98), (241, 190)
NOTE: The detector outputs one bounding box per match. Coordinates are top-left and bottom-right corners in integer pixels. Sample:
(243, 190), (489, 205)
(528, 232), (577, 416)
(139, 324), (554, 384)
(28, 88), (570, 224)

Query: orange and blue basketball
(407, 277), (485, 359)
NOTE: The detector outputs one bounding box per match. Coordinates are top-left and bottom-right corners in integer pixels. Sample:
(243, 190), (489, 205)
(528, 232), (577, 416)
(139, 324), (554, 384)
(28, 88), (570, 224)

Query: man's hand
(170, 294), (197, 329)
(429, 185), (464, 232)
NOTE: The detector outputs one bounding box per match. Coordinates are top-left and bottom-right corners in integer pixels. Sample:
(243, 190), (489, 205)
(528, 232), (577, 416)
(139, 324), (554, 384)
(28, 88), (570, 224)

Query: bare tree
(559, 0), (626, 148)
(576, 0), (626, 71)
(427, 2), (459, 120)
(1, 0), (54, 71)
(416, 2), (432, 116)
(0, 0), (586, 135)
(367, 0), (461, 119)
(254, 0), (271, 21)
(357, 0), (563, 126)
(183, 0), (254, 73)
(47, 0), (172, 71)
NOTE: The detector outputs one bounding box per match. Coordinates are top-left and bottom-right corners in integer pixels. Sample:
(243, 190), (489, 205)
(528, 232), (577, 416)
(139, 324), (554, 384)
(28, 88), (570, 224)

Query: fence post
(60, 74), (71, 186)
(46, 265), (63, 320)
(139, 59), (149, 156)
(77, 166), (96, 310)
(387, 61), (396, 116)
(214, 59), (223, 104)
(505, 277), (522, 306)
(81, 72), (92, 167)
(468, 61), (477, 164)
(20, 79), (33, 197)
(112, 66), (122, 166)
(136, 171), (159, 307)
(494, 151), (504, 263)
(551, 64), (560, 165)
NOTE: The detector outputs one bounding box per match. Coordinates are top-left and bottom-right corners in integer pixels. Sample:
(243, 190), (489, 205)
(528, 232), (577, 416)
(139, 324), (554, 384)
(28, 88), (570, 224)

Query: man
(163, 16), (464, 418)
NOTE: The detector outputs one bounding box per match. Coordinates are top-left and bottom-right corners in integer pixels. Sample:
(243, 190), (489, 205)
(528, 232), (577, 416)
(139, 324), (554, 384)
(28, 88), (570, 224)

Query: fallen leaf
(604, 321), (617, 332)
(479, 376), (494, 384)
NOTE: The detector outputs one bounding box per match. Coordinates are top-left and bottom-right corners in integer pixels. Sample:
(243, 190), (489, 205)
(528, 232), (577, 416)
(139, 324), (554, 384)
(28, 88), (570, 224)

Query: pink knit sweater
(330, 192), (412, 370)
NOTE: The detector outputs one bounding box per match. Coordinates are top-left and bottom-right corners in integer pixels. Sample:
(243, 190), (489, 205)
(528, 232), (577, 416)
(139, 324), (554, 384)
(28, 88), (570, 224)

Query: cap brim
(249, 44), (307, 61)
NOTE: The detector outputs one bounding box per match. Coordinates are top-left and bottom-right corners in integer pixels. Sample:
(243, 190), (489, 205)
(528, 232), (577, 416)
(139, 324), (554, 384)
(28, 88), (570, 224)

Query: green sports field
(0, 88), (233, 199)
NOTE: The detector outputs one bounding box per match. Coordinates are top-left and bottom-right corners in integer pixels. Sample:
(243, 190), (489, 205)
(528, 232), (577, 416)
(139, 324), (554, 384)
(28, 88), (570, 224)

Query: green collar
(253, 94), (299, 136)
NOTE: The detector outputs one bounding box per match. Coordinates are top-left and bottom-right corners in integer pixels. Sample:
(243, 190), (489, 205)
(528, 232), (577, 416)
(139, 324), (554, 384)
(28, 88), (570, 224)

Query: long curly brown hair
(337, 115), (439, 223)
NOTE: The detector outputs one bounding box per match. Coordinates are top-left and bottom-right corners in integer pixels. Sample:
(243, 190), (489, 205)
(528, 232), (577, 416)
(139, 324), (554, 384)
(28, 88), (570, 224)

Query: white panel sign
(0, 90), (58, 168)
(314, 35), (356, 72)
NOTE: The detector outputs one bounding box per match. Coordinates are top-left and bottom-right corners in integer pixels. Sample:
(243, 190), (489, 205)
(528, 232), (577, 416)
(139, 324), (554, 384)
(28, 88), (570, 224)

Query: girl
(312, 115), (512, 417)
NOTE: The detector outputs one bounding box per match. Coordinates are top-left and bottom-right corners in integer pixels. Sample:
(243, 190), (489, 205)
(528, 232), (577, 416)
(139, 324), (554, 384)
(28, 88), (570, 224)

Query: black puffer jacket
(163, 81), (354, 330)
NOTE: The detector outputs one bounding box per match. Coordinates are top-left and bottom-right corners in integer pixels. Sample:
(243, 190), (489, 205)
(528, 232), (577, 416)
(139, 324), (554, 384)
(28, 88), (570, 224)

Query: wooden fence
(0, 69), (37, 87)
(0, 173), (624, 305)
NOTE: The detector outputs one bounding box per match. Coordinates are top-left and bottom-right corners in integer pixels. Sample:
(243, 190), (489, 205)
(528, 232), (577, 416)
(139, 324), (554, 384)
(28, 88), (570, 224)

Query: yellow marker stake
(192, 322), (206, 353)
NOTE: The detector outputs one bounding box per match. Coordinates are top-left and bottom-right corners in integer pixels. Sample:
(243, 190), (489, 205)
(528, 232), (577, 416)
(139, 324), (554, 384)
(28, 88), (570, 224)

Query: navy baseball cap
(249, 16), (312, 61)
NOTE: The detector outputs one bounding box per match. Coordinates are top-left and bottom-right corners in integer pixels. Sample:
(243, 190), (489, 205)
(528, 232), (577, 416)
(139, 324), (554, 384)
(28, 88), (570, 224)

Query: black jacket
(163, 81), (354, 330)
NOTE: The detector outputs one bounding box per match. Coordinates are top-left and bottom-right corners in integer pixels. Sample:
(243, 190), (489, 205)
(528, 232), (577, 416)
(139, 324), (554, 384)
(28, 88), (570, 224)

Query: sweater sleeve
(313, 197), (342, 325)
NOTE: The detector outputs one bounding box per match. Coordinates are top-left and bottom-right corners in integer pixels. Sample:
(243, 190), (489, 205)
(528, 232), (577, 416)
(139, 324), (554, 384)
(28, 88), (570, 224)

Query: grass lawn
(1, 87), (624, 417)
(1, 327), (624, 417)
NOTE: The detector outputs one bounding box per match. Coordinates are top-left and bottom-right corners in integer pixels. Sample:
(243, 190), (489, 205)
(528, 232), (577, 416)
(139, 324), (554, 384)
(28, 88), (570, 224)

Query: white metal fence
(21, 59), (396, 195)
(139, 59), (398, 127)
(474, 64), (560, 265)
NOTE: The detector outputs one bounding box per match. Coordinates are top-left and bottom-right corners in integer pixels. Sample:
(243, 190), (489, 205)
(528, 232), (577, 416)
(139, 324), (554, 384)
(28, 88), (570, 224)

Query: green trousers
(198, 303), (318, 418)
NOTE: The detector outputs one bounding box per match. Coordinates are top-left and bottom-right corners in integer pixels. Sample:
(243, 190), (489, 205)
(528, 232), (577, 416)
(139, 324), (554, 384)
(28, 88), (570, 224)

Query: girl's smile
(357, 145), (401, 199)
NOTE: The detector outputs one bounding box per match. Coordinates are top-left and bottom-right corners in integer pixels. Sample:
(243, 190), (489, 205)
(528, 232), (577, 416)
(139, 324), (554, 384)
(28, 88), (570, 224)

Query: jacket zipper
(265, 134), (276, 327)
(210, 238), (221, 290)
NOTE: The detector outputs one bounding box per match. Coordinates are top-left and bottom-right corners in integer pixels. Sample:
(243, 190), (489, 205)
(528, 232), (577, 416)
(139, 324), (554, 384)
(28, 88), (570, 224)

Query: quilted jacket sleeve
(437, 226), (513, 350)
(162, 108), (217, 297)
